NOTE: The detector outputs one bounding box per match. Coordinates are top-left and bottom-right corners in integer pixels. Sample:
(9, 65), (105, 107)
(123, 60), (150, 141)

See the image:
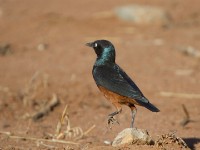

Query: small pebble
(104, 140), (112, 145)
(115, 5), (171, 26)
(37, 43), (48, 51)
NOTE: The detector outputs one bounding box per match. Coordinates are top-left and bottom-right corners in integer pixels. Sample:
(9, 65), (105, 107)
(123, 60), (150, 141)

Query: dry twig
(55, 105), (95, 140)
(83, 125), (96, 136)
(32, 94), (59, 121)
(55, 105), (83, 140)
(0, 131), (79, 145)
(0, 103), (95, 147)
(160, 92), (200, 99)
(180, 104), (190, 127)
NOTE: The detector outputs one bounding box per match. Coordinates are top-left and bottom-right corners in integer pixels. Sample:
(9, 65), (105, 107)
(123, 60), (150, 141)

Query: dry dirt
(0, 0), (200, 149)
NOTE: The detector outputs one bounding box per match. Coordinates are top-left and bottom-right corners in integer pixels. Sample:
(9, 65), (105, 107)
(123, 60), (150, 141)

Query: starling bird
(86, 40), (159, 127)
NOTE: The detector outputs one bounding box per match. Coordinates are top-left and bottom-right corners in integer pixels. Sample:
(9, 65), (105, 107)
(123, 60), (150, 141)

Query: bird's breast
(98, 85), (141, 106)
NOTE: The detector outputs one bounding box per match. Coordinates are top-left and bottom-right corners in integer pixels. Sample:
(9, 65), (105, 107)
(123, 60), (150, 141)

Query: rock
(115, 5), (171, 26)
(112, 128), (153, 147)
(104, 140), (112, 145)
(37, 43), (48, 51)
(177, 46), (200, 58)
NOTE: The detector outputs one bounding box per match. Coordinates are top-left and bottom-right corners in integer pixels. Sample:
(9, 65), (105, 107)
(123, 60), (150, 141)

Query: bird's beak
(85, 42), (94, 47)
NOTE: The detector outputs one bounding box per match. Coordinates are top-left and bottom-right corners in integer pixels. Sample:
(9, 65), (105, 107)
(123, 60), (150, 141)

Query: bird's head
(86, 40), (116, 63)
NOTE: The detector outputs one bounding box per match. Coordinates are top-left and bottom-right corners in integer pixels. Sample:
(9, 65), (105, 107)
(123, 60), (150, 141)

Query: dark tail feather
(139, 97), (160, 112)
(144, 102), (160, 112)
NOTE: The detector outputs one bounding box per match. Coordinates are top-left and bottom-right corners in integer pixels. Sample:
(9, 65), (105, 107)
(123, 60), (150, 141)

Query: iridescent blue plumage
(95, 44), (115, 66)
(87, 39), (159, 112)
(86, 39), (159, 127)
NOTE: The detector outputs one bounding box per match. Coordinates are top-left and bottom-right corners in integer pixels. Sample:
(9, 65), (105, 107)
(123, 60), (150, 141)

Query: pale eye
(94, 43), (98, 47)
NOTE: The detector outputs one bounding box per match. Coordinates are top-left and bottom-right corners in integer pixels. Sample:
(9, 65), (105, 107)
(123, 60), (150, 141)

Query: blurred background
(0, 0), (200, 149)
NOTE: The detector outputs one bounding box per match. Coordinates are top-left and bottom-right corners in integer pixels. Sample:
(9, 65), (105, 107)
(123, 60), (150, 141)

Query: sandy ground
(0, 0), (200, 149)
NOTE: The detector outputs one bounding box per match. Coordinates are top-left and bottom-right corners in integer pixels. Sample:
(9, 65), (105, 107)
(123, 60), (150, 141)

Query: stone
(178, 46), (200, 58)
(112, 128), (153, 147)
(37, 43), (48, 51)
(115, 5), (171, 26)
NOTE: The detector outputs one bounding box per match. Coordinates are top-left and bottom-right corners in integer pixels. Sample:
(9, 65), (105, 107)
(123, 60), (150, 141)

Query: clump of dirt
(0, 44), (12, 56)
(155, 132), (190, 150)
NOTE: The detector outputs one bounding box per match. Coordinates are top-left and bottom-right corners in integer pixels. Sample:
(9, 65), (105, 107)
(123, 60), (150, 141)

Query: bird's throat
(95, 47), (115, 66)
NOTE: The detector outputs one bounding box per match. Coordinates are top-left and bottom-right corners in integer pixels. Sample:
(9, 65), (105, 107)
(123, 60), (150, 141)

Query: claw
(107, 109), (121, 128)
(108, 116), (119, 126)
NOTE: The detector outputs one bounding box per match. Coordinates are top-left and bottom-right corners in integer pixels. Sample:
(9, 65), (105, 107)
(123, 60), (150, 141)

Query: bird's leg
(129, 104), (137, 128)
(108, 105), (122, 126)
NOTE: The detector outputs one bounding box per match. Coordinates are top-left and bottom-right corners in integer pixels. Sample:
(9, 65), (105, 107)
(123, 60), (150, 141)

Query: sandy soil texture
(0, 0), (200, 149)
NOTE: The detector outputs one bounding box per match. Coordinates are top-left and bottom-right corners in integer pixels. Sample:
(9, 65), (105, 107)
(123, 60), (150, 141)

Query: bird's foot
(108, 116), (119, 127)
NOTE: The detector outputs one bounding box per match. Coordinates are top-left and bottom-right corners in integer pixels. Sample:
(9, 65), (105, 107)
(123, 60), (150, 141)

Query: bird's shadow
(183, 137), (200, 150)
